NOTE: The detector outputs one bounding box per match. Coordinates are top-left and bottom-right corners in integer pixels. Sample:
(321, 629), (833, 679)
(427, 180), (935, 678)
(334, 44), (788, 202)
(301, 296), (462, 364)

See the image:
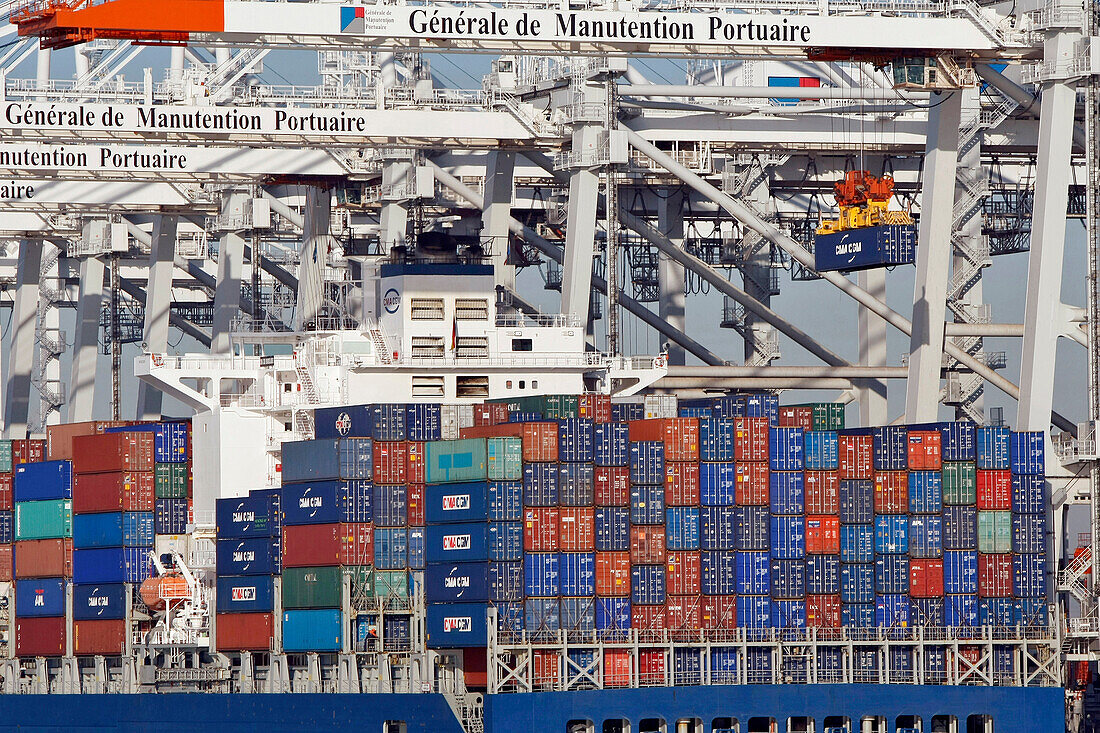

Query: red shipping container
(594, 467), (630, 505)
(558, 507), (595, 552)
(838, 435), (873, 479)
(734, 417), (769, 462)
(907, 431), (943, 471)
(0, 474), (11, 511)
(666, 551), (701, 595)
(977, 471), (1012, 509)
(372, 441), (408, 485)
(700, 596), (737, 629)
(630, 525), (666, 565)
(665, 596), (701, 632)
(522, 423), (559, 462)
(629, 418), (700, 462)
(73, 619), (126, 656)
(595, 552), (631, 596)
(459, 424), (523, 440)
(805, 516), (840, 555)
(958, 646), (982, 669)
(72, 433), (154, 474)
(806, 594), (842, 628)
(0, 545), (12, 581)
(735, 463), (769, 506)
(532, 650), (560, 687)
(472, 404), (495, 427)
(638, 648), (668, 683)
(910, 559), (944, 598)
(874, 472), (909, 513)
(778, 406), (814, 431)
(12, 439), (45, 467)
(216, 613), (274, 651)
(524, 507), (559, 552)
(282, 523), (373, 567)
(665, 462), (700, 506)
(631, 604), (666, 631)
(407, 483), (425, 526)
(579, 394), (612, 423)
(47, 421), (134, 461)
(604, 649), (631, 688)
(16, 617), (65, 657)
(978, 553), (1013, 597)
(462, 648), (487, 688)
(804, 471), (839, 514)
(15, 539), (72, 578)
(72, 472), (155, 513)
(406, 442), (425, 484)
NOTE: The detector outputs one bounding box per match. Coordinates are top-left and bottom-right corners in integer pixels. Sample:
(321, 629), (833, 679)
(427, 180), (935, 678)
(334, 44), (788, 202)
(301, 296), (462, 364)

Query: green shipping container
(0, 440), (11, 473)
(154, 463), (190, 499)
(425, 438), (487, 484)
(487, 437), (523, 481)
(15, 499), (72, 540)
(795, 403), (845, 431)
(977, 510), (1012, 553)
(283, 566), (372, 608)
(373, 570), (409, 601)
(942, 462), (977, 505)
(541, 394), (579, 420)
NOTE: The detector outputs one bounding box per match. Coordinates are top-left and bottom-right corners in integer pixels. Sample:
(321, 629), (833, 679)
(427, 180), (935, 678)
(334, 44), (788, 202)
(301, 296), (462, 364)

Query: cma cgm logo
(335, 412), (353, 436)
(441, 494), (471, 511)
(232, 510), (255, 524)
(383, 288), (401, 314)
(442, 534), (471, 550)
(443, 616), (472, 633)
(836, 233), (863, 264)
(232, 587), (257, 601)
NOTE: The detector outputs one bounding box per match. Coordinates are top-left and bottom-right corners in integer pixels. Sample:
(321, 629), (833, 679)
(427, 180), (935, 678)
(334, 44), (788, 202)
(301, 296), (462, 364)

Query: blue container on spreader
(813, 224), (916, 273)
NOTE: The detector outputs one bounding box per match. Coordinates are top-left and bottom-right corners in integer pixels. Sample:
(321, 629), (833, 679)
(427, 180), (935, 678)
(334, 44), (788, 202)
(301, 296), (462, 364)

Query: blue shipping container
(813, 224), (917, 273)
(944, 550), (979, 595)
(911, 598), (945, 627)
(594, 507), (629, 552)
(740, 394), (779, 424)
(943, 505), (978, 550)
(373, 484), (408, 527)
(313, 405), (371, 439)
(408, 527), (425, 569)
(873, 426), (908, 471)
(426, 523), (490, 564)
(978, 598), (1015, 627)
(701, 551), (738, 595)
(369, 404), (407, 442)
(769, 471), (804, 515)
(840, 524), (874, 564)
(768, 427), (804, 471)
(560, 597), (595, 631)
(559, 552), (595, 597)
(940, 421), (977, 462)
(699, 418), (735, 463)
(1012, 513), (1046, 554)
(425, 562), (491, 603)
(666, 507), (700, 551)
(558, 463), (595, 506)
(839, 480), (873, 524)
(804, 431), (839, 470)
(595, 597), (631, 636)
(772, 599), (807, 628)
(1010, 431), (1045, 475)
(806, 554), (840, 595)
(280, 438), (372, 484)
(842, 603), (874, 627)
(908, 515), (943, 558)
(631, 564), (666, 605)
(908, 472), (943, 514)
(13, 460), (72, 502)
(736, 551), (770, 595)
(945, 594), (978, 627)
(489, 561), (522, 602)
(524, 598), (561, 632)
(630, 483), (664, 525)
(405, 403), (442, 442)
(1012, 475), (1046, 515)
(874, 515), (909, 554)
(216, 575), (276, 614)
(770, 559), (805, 599)
(875, 594), (911, 627)
(701, 506), (738, 551)
(425, 482), (488, 524)
(558, 419), (595, 463)
(769, 515), (805, 559)
(15, 578), (66, 617)
(487, 481), (522, 522)
(710, 647), (739, 683)
(629, 441), (665, 485)
(1013, 553), (1045, 598)
(522, 463), (558, 506)
(976, 427), (1011, 470)
(281, 480), (372, 526)
(72, 547), (151, 585)
(875, 554), (910, 594)
(284, 609), (344, 651)
(215, 492), (281, 538)
(523, 553), (560, 597)
(699, 462), (736, 506)
(215, 537), (281, 576)
(840, 564), (874, 604)
(593, 423), (629, 467)
(106, 422), (190, 463)
(72, 583), (127, 620)
(737, 595), (771, 629)
(73, 512), (154, 549)
(734, 506), (769, 551)
(495, 601), (525, 634)
(374, 527), (408, 570)
(488, 521), (523, 561)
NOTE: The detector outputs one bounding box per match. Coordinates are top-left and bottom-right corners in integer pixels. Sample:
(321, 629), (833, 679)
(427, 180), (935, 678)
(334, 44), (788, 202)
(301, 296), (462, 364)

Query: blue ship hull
(0, 685), (1063, 732)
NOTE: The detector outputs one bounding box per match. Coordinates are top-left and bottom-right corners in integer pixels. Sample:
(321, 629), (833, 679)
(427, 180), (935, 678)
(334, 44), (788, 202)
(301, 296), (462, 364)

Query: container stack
(103, 424), (191, 536)
(13, 457), (72, 657)
(0, 440), (16, 584)
(215, 489), (281, 651)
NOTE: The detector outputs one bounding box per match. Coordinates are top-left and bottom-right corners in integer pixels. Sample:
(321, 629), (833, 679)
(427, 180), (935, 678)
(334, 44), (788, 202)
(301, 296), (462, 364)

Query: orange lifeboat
(139, 574), (191, 611)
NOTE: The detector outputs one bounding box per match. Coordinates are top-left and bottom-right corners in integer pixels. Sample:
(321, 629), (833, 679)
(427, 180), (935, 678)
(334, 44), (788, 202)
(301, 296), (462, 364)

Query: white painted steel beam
(858, 268), (889, 427)
(136, 215), (178, 420)
(296, 186), (330, 330)
(905, 90), (963, 423)
(622, 85), (929, 100)
(482, 151), (517, 291)
(560, 127), (602, 330)
(66, 255), (105, 423)
(4, 241), (42, 438)
(211, 191), (250, 355)
(379, 159), (412, 250)
(657, 189), (687, 366)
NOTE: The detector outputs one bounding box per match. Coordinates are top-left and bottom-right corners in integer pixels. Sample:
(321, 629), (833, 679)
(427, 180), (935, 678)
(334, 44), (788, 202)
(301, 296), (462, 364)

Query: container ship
(0, 259), (1066, 733)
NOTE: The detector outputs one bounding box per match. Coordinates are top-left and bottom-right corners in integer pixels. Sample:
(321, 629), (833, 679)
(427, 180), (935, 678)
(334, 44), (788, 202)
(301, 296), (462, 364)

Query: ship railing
(494, 313), (583, 329)
(403, 353), (605, 367)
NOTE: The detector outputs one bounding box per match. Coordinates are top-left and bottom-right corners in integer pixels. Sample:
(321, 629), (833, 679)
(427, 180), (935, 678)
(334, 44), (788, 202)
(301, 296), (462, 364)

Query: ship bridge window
(264, 343), (293, 356)
(455, 297), (489, 320)
(512, 338), (533, 352)
(964, 716), (991, 733)
(711, 718), (738, 733)
(411, 336), (445, 358)
(411, 298), (445, 320)
(929, 716), (956, 733)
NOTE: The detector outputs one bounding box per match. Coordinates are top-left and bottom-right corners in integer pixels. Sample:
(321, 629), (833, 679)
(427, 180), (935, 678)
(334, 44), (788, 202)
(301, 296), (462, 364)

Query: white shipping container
(441, 404), (461, 440)
(644, 394), (678, 419)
